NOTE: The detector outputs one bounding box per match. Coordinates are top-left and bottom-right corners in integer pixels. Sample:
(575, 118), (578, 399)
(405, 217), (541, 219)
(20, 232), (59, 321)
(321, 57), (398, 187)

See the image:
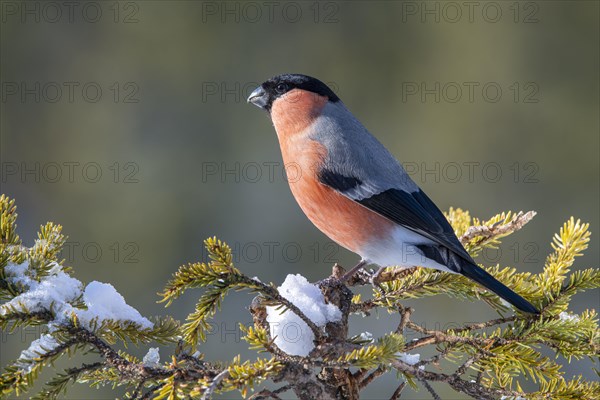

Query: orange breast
(271, 90), (394, 253)
(271, 88), (329, 136)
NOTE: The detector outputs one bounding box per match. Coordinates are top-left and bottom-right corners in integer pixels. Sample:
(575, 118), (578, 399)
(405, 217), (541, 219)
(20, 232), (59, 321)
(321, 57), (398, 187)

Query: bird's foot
(370, 267), (419, 294)
(339, 260), (368, 284)
(383, 267), (418, 281)
(354, 268), (373, 284)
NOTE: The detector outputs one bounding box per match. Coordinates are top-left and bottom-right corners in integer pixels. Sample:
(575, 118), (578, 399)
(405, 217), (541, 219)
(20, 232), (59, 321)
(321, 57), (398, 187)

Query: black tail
(460, 262), (539, 314)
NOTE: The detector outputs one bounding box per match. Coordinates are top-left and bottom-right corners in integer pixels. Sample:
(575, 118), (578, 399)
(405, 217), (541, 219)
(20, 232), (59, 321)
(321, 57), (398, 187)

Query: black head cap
(247, 74), (340, 111)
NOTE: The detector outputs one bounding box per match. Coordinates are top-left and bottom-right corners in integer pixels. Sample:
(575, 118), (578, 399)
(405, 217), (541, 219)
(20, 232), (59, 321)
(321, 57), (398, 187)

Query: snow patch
(396, 352), (421, 365)
(143, 347), (160, 367)
(559, 311), (579, 322)
(2, 260), (154, 373)
(1, 262), (81, 317)
(359, 331), (374, 343)
(266, 274), (341, 357)
(15, 334), (60, 373)
(4, 261), (31, 285)
(76, 281), (153, 329)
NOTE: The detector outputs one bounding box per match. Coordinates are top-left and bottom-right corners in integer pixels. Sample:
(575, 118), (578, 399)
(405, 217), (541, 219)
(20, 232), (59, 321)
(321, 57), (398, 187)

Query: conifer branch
(460, 210), (537, 246)
(1, 195), (598, 399)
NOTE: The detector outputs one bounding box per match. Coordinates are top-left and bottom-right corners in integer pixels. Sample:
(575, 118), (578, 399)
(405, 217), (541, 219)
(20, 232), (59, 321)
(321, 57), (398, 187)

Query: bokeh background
(1, 1), (598, 399)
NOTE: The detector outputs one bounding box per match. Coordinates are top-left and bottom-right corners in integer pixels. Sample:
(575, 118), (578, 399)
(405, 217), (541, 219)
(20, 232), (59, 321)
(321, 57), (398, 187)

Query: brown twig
(396, 306), (413, 334)
(389, 381), (406, 400)
(359, 366), (386, 389)
(453, 354), (482, 378)
(390, 359), (512, 400)
(248, 384), (292, 399)
(201, 369), (229, 400)
(460, 211), (536, 246)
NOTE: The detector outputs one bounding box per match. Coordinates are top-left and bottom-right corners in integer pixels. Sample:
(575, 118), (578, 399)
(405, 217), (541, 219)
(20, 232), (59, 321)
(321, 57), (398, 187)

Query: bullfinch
(247, 73), (539, 314)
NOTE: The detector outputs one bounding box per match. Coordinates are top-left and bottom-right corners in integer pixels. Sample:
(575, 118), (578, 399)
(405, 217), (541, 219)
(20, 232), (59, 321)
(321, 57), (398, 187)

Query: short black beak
(247, 86), (268, 109)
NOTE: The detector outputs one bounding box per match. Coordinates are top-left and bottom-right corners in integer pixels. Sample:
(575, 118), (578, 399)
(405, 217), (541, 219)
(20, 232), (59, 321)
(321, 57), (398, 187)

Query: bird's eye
(275, 83), (288, 94)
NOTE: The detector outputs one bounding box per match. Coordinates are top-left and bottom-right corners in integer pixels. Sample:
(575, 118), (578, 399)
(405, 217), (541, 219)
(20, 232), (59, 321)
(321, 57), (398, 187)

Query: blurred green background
(1, 1), (598, 399)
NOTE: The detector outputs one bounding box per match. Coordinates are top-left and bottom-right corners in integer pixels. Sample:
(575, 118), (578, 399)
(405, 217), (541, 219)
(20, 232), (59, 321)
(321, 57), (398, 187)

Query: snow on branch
(1, 194), (598, 399)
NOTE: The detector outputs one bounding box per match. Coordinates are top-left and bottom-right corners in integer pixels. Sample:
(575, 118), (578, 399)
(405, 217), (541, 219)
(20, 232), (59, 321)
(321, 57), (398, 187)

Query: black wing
(318, 168), (473, 262)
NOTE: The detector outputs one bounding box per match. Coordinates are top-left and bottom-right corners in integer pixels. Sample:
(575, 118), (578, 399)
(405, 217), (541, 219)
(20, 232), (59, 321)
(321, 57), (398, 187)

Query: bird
(247, 73), (539, 314)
